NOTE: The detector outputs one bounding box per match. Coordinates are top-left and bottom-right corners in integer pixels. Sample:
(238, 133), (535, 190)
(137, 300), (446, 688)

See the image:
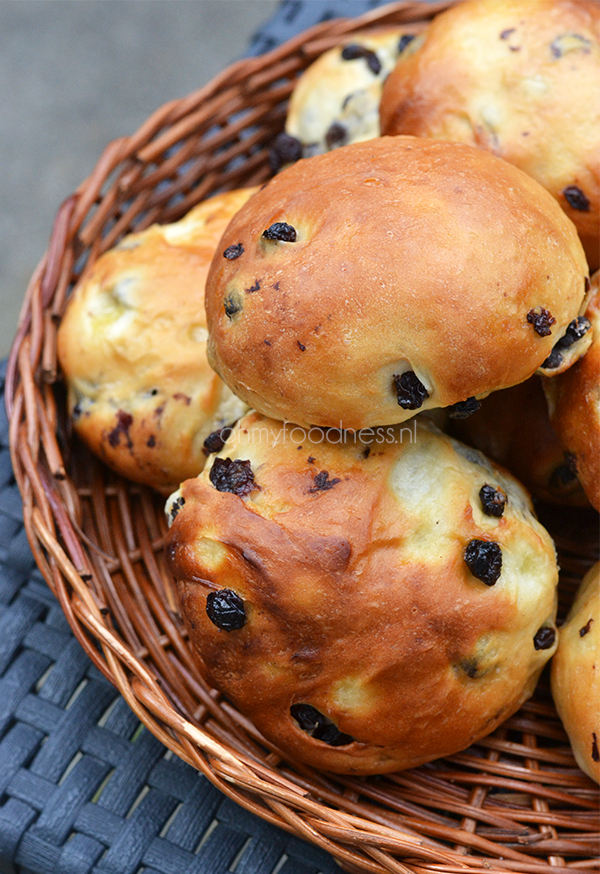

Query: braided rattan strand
(6, 2), (600, 872)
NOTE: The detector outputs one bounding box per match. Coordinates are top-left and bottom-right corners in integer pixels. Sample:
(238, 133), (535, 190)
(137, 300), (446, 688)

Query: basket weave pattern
(6, 3), (600, 872)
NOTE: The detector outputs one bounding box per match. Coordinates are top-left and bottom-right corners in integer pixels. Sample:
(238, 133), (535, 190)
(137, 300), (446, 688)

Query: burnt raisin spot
(398, 33), (416, 53)
(224, 292), (242, 318)
(393, 371), (429, 410)
(592, 733), (600, 762)
(107, 410), (133, 449)
(580, 618), (594, 637)
(297, 341), (306, 351)
(541, 347), (564, 369)
(202, 426), (233, 456)
(146, 435), (156, 448)
(479, 484), (507, 517)
(290, 703), (355, 746)
(464, 540), (502, 586)
(245, 279), (261, 294)
(223, 243), (244, 260)
(169, 496), (185, 522)
(563, 185), (590, 212)
(447, 397), (481, 419)
(325, 121), (348, 150)
(458, 657), (480, 679)
(309, 470), (341, 493)
(340, 44), (381, 75)
(209, 457), (257, 496)
(527, 307), (555, 337)
(269, 132), (303, 172)
(363, 445), (371, 459)
(550, 452), (578, 490)
(307, 456), (315, 464)
(556, 316), (591, 349)
(206, 589), (246, 631)
(533, 626), (556, 650)
(262, 222), (297, 242)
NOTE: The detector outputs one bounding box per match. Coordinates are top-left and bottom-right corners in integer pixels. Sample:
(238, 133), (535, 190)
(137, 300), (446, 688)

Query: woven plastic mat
(0, 6), (408, 874)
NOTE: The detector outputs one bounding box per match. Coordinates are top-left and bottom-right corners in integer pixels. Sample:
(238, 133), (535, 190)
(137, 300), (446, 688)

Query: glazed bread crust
(451, 376), (589, 506)
(166, 413), (559, 774)
(551, 561), (600, 784)
(57, 188), (255, 493)
(285, 26), (426, 156)
(545, 273), (600, 510)
(379, 0), (600, 269)
(205, 136), (589, 431)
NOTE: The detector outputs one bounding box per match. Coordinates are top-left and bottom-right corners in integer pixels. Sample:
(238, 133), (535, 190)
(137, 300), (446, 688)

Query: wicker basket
(6, 2), (600, 872)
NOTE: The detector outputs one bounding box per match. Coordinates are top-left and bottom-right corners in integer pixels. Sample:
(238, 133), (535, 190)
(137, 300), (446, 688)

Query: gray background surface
(0, 0), (279, 360)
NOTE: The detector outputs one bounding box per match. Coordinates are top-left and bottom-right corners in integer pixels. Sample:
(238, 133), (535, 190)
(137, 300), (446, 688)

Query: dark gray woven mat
(1, 3), (426, 871)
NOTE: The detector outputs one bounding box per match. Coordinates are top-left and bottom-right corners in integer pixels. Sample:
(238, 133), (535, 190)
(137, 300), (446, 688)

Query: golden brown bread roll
(205, 136), (589, 431)
(166, 412), (559, 774)
(57, 188), (256, 493)
(379, 0), (600, 270)
(451, 376), (589, 506)
(551, 561), (600, 784)
(277, 27), (424, 162)
(544, 272), (600, 510)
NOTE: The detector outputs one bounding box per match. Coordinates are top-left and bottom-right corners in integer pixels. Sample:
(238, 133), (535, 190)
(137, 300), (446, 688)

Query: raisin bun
(379, 0), (600, 270)
(205, 136), (589, 431)
(451, 376), (589, 506)
(272, 26), (424, 167)
(551, 562), (600, 784)
(57, 188), (256, 493)
(166, 412), (559, 775)
(544, 272), (600, 511)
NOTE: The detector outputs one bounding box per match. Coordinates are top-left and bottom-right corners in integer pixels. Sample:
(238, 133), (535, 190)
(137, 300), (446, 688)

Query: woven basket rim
(6, 3), (599, 873)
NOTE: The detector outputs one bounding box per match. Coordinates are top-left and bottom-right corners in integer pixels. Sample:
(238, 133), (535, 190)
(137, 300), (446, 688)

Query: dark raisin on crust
(297, 341), (306, 351)
(223, 243), (244, 260)
(592, 733), (600, 762)
(563, 185), (590, 212)
(245, 279), (261, 293)
(464, 540), (502, 586)
(309, 470), (341, 493)
(262, 222), (297, 242)
(541, 347), (564, 369)
(224, 292), (242, 318)
(458, 657), (479, 679)
(340, 44), (381, 75)
(269, 132), (303, 172)
(550, 452), (578, 491)
(533, 626), (556, 650)
(202, 426), (233, 456)
(580, 618), (594, 637)
(206, 589), (246, 631)
(209, 457), (257, 496)
(551, 33), (592, 59)
(146, 435), (156, 448)
(398, 33), (416, 53)
(290, 703), (355, 746)
(107, 410), (133, 449)
(527, 307), (556, 337)
(325, 121), (348, 150)
(479, 484), (508, 517)
(169, 495), (185, 522)
(556, 316), (591, 349)
(72, 402), (82, 420)
(393, 371), (429, 410)
(447, 397), (481, 419)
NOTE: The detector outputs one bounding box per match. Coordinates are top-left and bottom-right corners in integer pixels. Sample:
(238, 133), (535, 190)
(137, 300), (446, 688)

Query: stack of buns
(58, 0), (599, 779)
